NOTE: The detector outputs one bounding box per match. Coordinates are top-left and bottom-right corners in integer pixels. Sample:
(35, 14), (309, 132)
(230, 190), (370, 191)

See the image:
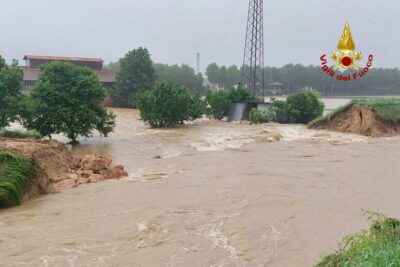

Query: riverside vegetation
(310, 98), (400, 128)
(317, 212), (400, 267)
(249, 90), (325, 125)
(0, 152), (37, 208)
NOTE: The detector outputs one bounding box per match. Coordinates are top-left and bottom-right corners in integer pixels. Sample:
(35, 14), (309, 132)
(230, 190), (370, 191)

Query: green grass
(0, 152), (37, 208)
(309, 98), (400, 128)
(0, 129), (42, 140)
(316, 212), (400, 267)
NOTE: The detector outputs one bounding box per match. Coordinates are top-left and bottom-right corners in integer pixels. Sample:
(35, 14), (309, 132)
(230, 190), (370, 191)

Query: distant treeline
(106, 61), (400, 96)
(206, 63), (400, 96)
(107, 62), (204, 94)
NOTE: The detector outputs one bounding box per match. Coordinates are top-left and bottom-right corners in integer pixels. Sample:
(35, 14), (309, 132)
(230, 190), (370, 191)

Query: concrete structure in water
(21, 55), (116, 94)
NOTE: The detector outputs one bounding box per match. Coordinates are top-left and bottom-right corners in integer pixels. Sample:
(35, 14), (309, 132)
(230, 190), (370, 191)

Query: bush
(286, 90), (324, 123)
(268, 99), (291, 123)
(0, 152), (37, 208)
(189, 94), (206, 121)
(0, 129), (41, 140)
(137, 82), (204, 128)
(316, 212), (400, 267)
(20, 62), (116, 144)
(249, 108), (268, 124)
(267, 91), (324, 124)
(205, 87), (255, 120)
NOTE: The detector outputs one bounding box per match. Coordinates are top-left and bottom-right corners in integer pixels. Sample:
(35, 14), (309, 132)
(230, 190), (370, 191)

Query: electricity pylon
(242, 0), (265, 97)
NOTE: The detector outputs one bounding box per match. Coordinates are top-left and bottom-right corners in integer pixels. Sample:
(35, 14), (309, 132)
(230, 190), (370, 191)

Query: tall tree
(206, 63), (220, 85)
(0, 56), (23, 128)
(154, 63), (204, 94)
(112, 47), (156, 107)
(21, 62), (116, 144)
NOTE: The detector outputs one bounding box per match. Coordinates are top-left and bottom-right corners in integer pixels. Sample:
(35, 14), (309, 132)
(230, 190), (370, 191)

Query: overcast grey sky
(1, 0), (400, 70)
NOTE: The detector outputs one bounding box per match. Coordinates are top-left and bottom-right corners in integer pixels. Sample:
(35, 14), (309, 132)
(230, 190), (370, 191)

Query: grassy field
(316, 212), (400, 267)
(0, 129), (41, 139)
(309, 98), (400, 128)
(0, 152), (37, 208)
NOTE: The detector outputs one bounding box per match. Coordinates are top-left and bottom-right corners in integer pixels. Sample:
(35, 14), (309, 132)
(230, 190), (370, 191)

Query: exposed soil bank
(314, 104), (400, 137)
(0, 138), (128, 199)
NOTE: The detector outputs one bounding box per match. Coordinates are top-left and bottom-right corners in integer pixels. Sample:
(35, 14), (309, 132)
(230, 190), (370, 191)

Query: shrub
(268, 99), (291, 123)
(249, 108), (268, 124)
(20, 62), (116, 144)
(316, 212), (400, 267)
(189, 94), (206, 121)
(205, 87), (255, 120)
(137, 82), (203, 128)
(267, 91), (324, 124)
(0, 152), (37, 208)
(0, 129), (41, 140)
(286, 90), (324, 123)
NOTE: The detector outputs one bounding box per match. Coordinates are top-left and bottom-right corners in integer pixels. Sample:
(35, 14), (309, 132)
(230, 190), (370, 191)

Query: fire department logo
(320, 22), (373, 81)
(332, 23), (362, 70)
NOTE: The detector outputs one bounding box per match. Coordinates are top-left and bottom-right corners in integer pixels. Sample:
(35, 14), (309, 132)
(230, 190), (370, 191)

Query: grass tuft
(309, 98), (400, 128)
(0, 152), (37, 208)
(0, 129), (42, 140)
(316, 211), (400, 267)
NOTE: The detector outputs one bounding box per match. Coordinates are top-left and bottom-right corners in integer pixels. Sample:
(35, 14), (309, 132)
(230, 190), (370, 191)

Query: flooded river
(1, 102), (400, 266)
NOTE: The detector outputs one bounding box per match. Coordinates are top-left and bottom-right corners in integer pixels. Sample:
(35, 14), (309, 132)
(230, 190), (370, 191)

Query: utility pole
(196, 52), (201, 74)
(242, 0), (265, 98)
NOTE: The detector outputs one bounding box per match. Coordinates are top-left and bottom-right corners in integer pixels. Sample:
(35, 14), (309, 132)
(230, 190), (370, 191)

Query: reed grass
(0, 152), (37, 208)
(0, 128), (42, 140)
(316, 211), (400, 267)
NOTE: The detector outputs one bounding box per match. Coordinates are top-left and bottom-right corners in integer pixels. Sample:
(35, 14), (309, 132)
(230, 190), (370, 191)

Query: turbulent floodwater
(2, 103), (400, 266)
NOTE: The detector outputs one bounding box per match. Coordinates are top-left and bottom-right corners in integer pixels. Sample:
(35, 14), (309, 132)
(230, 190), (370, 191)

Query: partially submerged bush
(316, 211), (400, 267)
(0, 152), (37, 208)
(205, 87), (255, 120)
(249, 108), (268, 124)
(267, 91), (324, 124)
(137, 82), (204, 128)
(268, 99), (290, 123)
(286, 90), (324, 123)
(0, 129), (42, 140)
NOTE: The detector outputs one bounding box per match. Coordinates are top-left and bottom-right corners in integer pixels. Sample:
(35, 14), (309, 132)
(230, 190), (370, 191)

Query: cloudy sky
(1, 0), (399, 70)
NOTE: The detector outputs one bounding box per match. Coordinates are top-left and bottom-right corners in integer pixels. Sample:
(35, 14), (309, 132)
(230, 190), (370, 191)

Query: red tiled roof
(22, 67), (115, 83)
(23, 55), (103, 63)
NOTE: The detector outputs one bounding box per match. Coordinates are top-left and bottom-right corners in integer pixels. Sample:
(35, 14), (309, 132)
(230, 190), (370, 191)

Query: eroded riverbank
(1, 109), (400, 266)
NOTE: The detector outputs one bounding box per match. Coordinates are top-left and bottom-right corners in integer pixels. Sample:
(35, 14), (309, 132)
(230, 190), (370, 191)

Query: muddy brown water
(1, 108), (400, 267)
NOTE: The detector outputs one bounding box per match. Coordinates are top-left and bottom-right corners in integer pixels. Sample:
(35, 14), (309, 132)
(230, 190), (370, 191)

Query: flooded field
(1, 106), (400, 266)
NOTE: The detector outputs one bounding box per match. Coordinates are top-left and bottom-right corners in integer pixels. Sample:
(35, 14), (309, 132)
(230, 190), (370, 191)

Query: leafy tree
(105, 61), (120, 72)
(0, 56), (23, 128)
(112, 47), (156, 107)
(226, 65), (241, 87)
(206, 63), (220, 85)
(153, 63), (204, 94)
(136, 82), (203, 128)
(21, 62), (116, 144)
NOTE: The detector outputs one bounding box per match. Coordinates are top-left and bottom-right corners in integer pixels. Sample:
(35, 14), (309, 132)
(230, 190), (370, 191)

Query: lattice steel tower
(243, 0), (265, 97)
